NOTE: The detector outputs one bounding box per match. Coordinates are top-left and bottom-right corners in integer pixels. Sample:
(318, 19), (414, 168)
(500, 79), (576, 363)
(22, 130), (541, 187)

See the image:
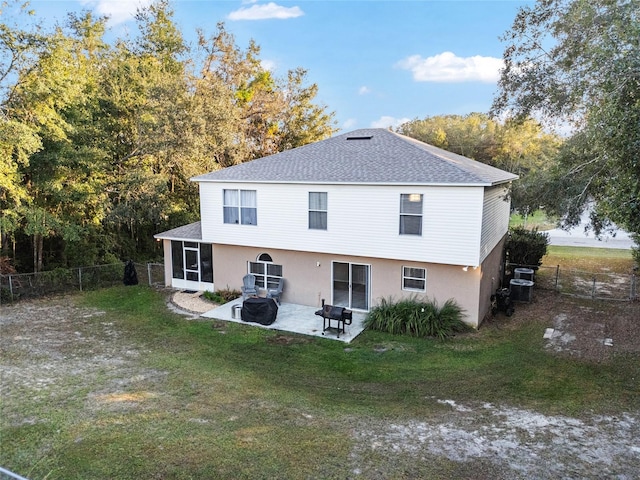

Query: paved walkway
(170, 290), (214, 314)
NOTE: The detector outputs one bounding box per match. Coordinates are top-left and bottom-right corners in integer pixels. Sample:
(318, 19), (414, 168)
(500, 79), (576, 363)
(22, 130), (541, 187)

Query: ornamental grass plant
(364, 296), (470, 339)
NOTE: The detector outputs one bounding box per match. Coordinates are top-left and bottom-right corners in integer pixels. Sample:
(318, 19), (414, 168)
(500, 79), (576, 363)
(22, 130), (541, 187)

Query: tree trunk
(37, 234), (43, 272)
(33, 234), (44, 272)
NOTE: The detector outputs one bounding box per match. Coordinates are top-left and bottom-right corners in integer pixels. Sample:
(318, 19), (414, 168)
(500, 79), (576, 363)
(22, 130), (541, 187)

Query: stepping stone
(543, 328), (555, 339)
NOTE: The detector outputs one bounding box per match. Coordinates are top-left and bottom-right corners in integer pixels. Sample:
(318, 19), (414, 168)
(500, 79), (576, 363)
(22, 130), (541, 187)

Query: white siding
(200, 182), (485, 266)
(480, 185), (511, 263)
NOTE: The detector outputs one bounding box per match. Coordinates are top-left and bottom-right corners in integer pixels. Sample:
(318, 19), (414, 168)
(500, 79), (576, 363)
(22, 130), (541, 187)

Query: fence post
(632, 271), (637, 301)
(147, 263), (152, 286)
(78, 267), (83, 292)
(9, 274), (14, 302)
(555, 265), (560, 291)
(592, 276), (597, 299)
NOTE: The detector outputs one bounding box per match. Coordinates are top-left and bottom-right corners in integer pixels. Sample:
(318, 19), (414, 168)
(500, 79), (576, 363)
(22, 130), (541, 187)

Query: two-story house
(154, 128), (518, 328)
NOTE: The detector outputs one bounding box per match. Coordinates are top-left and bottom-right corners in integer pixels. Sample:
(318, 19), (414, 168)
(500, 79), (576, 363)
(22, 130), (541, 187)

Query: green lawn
(509, 211), (557, 230)
(543, 245), (635, 273)
(2, 282), (639, 479)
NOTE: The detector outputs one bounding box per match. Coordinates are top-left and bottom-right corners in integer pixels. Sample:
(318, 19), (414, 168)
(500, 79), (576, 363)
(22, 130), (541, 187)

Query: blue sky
(18, 0), (531, 132)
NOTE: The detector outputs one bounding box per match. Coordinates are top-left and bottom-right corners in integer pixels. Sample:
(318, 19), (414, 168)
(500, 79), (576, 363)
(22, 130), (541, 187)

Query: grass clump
(364, 296), (470, 340)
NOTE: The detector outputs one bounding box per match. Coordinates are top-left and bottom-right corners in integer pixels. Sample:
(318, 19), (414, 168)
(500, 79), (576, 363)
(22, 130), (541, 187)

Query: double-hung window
(309, 192), (328, 230)
(402, 266), (426, 292)
(223, 189), (257, 225)
(399, 193), (423, 235)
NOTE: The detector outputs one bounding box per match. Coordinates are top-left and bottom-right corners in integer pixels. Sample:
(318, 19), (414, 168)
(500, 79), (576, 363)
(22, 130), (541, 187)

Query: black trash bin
(123, 260), (138, 286)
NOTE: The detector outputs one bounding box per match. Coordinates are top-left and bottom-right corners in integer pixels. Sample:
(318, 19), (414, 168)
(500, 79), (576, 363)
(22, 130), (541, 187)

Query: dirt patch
(0, 296), (166, 424)
(490, 289), (640, 362)
(353, 400), (640, 479)
(266, 334), (312, 345)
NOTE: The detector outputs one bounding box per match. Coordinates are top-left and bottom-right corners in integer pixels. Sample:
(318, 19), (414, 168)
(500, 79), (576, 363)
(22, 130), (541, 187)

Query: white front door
(184, 247), (200, 282)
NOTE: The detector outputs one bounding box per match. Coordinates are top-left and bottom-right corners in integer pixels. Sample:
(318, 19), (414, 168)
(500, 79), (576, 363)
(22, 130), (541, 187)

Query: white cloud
(396, 51), (503, 83)
(79, 0), (152, 25)
(358, 86), (371, 95)
(228, 2), (304, 21)
(342, 118), (357, 129)
(371, 116), (410, 129)
(260, 59), (277, 72)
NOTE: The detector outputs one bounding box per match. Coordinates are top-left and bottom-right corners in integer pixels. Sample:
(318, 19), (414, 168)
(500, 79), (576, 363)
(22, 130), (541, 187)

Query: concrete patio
(200, 298), (367, 343)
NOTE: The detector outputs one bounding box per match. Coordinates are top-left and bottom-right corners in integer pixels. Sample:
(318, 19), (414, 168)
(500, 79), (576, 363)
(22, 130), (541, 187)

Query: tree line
(2, 0), (638, 273)
(396, 113), (562, 220)
(1, 0), (337, 272)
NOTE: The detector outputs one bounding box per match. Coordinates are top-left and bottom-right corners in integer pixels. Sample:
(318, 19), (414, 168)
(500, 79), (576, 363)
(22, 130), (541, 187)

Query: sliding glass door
(332, 262), (370, 310)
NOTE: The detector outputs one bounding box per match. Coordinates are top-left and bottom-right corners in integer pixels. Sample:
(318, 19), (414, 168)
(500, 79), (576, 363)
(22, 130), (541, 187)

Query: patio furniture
(241, 296), (278, 325)
(266, 278), (284, 304)
(315, 299), (352, 338)
(241, 274), (258, 299)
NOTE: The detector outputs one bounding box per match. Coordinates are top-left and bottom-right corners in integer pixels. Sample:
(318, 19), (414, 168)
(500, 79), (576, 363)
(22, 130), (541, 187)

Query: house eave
(153, 233), (203, 242)
(190, 178), (516, 188)
(154, 221), (203, 242)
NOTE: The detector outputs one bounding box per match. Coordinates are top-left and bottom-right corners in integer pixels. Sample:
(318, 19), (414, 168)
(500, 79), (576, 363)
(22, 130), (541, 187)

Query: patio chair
(266, 278), (284, 304)
(241, 274), (258, 299)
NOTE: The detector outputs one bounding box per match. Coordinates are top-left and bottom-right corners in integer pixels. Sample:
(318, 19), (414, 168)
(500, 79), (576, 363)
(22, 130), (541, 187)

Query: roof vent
(346, 135), (373, 140)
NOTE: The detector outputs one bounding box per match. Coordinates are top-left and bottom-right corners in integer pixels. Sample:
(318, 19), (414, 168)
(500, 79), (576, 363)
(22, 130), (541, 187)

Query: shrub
(505, 226), (549, 267)
(1, 287), (12, 303)
(203, 287), (241, 304)
(364, 296), (469, 340)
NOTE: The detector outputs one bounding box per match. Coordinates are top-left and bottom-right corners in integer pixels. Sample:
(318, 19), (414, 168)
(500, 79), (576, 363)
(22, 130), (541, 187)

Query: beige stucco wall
(213, 244), (485, 327)
(477, 235), (507, 326)
(161, 238), (508, 328)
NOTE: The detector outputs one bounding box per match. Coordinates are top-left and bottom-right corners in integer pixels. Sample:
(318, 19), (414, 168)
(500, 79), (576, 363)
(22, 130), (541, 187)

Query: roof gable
(192, 128), (518, 186)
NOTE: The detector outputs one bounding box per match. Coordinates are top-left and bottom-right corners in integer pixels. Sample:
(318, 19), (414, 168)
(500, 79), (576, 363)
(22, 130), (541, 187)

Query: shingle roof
(192, 128), (518, 186)
(154, 221), (202, 241)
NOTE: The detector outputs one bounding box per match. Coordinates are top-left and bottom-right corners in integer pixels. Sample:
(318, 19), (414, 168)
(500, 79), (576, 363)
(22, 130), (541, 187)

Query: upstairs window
(309, 192), (328, 230)
(399, 193), (423, 235)
(223, 189), (257, 225)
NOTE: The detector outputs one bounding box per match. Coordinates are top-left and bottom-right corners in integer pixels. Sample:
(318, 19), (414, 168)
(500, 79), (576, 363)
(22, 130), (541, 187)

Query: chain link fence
(0, 262), (165, 305)
(1, 261), (636, 305)
(507, 263), (638, 301)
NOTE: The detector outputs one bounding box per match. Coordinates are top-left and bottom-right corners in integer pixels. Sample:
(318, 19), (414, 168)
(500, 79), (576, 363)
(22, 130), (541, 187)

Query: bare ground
(502, 289), (640, 362)
(1, 292), (639, 479)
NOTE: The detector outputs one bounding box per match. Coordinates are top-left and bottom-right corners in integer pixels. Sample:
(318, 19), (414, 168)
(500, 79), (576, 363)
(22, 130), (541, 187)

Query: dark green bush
(364, 296), (469, 340)
(505, 226), (549, 267)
